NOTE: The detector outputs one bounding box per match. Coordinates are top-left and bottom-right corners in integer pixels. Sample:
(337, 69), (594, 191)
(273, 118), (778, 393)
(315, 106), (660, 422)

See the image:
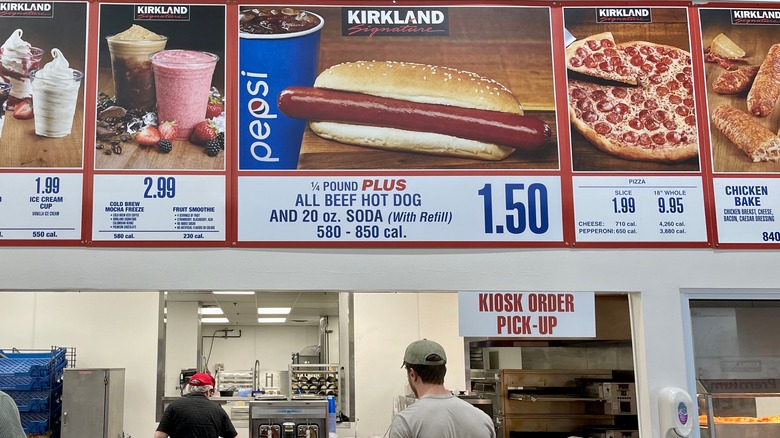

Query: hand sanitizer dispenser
(658, 387), (693, 438)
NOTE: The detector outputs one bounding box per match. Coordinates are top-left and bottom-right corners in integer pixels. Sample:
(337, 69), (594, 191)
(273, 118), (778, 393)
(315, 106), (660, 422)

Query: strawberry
(206, 96), (223, 119)
(158, 120), (178, 141)
(190, 120), (218, 145)
(12, 100), (33, 120)
(136, 125), (161, 147)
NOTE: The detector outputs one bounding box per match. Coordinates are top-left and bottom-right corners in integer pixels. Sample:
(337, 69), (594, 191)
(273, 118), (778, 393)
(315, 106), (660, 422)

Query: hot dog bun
(314, 60), (525, 114)
(296, 61), (547, 160)
(309, 122), (516, 160)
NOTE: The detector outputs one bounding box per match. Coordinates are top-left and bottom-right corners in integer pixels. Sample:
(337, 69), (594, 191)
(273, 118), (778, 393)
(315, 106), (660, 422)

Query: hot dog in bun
(278, 61), (551, 161)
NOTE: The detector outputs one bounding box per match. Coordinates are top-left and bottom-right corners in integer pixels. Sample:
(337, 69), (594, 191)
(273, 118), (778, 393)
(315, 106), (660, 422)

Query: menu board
(235, 5), (564, 245)
(0, 1), (87, 243)
(699, 7), (780, 247)
(88, 3), (227, 245)
(6, 1), (780, 248)
(562, 6), (709, 247)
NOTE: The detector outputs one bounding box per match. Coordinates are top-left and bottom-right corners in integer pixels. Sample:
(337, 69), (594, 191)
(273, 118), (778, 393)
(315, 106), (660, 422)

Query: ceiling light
(202, 317), (230, 324)
(258, 317), (287, 323)
(199, 307), (223, 315)
(213, 291), (254, 295)
(257, 307), (291, 315)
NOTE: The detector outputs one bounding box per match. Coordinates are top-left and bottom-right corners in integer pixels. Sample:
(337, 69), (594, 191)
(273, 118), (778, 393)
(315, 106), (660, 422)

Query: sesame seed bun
(313, 61), (524, 115)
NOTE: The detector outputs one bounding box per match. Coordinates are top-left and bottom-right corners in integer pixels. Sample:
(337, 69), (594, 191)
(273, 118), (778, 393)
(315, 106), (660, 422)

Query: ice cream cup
(150, 49), (219, 140)
(238, 8), (324, 169)
(106, 36), (167, 110)
(0, 82), (11, 140)
(29, 49), (84, 138)
(0, 46), (44, 111)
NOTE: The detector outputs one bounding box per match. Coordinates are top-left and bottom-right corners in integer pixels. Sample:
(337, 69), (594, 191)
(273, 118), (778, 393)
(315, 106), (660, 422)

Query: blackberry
(205, 139), (220, 157)
(157, 139), (173, 153)
(216, 132), (225, 150)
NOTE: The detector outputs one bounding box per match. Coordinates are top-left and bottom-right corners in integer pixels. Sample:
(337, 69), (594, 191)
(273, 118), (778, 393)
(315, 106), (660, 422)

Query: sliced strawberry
(13, 100), (33, 120)
(158, 120), (178, 141)
(136, 125), (161, 147)
(190, 120), (218, 145)
(206, 96), (223, 119)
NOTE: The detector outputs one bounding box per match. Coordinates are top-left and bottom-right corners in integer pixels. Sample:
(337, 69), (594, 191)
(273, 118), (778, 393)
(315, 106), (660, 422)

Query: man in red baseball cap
(154, 372), (239, 438)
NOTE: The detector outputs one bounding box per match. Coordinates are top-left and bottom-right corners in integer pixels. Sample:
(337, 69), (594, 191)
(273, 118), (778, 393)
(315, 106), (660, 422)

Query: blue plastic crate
(7, 382), (62, 413)
(20, 411), (49, 434)
(0, 374), (62, 391)
(0, 348), (67, 379)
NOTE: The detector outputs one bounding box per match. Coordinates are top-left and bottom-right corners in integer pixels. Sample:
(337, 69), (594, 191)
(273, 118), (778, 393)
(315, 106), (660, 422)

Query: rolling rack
(0, 346), (75, 438)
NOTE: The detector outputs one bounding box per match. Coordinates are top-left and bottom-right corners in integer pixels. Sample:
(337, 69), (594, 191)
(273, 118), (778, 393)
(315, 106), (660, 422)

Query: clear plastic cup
(150, 49), (219, 140)
(0, 82), (11, 140)
(106, 36), (167, 110)
(29, 67), (84, 138)
(0, 46), (44, 110)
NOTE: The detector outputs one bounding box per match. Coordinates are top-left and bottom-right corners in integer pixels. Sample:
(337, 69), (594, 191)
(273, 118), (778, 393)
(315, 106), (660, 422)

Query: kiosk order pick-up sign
(458, 291), (596, 338)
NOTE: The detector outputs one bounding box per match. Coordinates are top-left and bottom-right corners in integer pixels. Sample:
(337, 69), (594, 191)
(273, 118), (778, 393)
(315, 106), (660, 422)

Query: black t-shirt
(156, 393), (238, 438)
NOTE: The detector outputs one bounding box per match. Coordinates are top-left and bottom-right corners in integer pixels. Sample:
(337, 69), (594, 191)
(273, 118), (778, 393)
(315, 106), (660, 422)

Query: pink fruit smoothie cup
(150, 49), (219, 140)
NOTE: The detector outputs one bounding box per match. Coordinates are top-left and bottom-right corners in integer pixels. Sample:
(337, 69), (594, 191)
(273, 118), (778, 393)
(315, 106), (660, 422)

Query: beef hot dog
(277, 61), (551, 161)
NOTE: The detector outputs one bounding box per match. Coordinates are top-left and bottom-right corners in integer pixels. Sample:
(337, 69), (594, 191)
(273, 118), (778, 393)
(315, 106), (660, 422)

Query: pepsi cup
(238, 7), (324, 169)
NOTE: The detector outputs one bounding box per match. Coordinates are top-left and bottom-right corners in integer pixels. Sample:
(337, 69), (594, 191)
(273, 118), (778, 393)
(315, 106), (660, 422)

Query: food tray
(9, 383), (62, 413)
(20, 412), (49, 434)
(0, 374), (62, 391)
(0, 348), (67, 378)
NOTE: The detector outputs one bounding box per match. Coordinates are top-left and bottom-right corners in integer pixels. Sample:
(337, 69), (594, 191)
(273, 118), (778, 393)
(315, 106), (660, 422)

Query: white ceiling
(165, 291), (340, 326)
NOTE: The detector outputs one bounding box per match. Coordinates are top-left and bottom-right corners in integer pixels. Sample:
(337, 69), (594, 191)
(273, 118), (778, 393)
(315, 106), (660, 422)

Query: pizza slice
(566, 32), (637, 85)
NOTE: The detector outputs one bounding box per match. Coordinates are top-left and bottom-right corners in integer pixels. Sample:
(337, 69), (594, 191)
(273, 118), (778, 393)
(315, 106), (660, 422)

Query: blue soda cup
(238, 8), (324, 170)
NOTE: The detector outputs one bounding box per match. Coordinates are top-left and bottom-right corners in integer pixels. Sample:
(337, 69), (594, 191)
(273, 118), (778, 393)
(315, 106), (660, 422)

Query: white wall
(2, 248), (780, 437)
(0, 291), (159, 438)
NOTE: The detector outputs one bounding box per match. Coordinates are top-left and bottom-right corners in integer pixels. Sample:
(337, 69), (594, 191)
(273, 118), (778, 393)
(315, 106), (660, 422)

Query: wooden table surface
(0, 92), (84, 168)
(565, 8), (700, 172)
(701, 10), (780, 173)
(94, 68), (224, 171)
(297, 7), (558, 170)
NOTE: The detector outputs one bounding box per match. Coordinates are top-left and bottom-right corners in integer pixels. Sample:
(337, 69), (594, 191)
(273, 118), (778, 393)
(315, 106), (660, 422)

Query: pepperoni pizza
(567, 39), (699, 163)
(566, 32), (637, 85)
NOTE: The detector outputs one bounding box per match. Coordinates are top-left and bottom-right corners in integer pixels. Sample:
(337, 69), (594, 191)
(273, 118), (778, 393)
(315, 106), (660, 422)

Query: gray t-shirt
(0, 391), (26, 438)
(388, 394), (496, 438)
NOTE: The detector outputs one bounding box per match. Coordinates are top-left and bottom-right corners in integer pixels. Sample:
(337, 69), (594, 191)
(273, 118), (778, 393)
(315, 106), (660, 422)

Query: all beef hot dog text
(278, 60), (551, 160)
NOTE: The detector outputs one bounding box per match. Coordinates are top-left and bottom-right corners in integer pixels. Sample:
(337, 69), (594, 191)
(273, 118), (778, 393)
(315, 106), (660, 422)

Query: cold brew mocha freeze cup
(29, 49), (84, 138)
(151, 50), (219, 140)
(239, 7), (323, 169)
(106, 25), (167, 111)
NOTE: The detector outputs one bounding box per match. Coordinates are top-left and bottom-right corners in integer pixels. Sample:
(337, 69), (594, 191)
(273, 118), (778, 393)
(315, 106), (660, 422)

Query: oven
(249, 399), (327, 438)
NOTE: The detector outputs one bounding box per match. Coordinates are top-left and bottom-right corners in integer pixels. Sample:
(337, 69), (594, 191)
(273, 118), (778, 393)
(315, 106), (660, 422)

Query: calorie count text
(267, 178), (555, 240)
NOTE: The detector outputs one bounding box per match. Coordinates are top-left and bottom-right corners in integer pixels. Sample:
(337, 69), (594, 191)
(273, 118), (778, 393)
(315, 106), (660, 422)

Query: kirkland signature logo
(0, 2), (53, 18)
(596, 8), (652, 23)
(731, 9), (780, 25)
(134, 4), (190, 21)
(342, 7), (448, 37)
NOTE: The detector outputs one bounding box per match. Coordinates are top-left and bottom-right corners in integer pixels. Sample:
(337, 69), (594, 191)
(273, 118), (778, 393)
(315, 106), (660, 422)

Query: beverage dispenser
(250, 399), (327, 438)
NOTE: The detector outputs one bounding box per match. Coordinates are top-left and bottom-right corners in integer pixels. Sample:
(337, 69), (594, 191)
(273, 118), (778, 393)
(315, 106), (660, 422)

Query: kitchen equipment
(60, 368), (125, 438)
(698, 379), (780, 438)
(471, 369), (638, 438)
(217, 370), (253, 396)
(250, 399), (327, 438)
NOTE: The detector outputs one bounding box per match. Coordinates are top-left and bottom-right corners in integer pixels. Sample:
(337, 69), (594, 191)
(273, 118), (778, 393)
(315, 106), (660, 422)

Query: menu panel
(238, 175), (563, 243)
(92, 174), (225, 241)
(0, 173), (83, 240)
(573, 176), (707, 242)
(563, 6), (709, 246)
(699, 7), (780, 246)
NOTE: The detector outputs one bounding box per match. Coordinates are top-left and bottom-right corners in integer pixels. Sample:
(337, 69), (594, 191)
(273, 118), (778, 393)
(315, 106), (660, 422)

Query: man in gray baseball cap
(388, 339), (496, 438)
